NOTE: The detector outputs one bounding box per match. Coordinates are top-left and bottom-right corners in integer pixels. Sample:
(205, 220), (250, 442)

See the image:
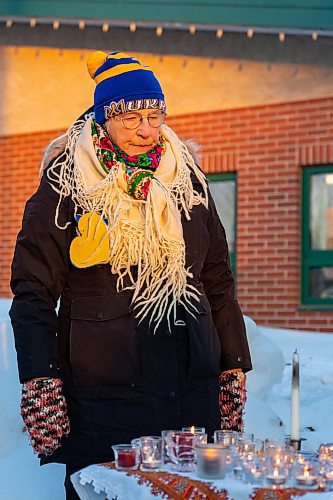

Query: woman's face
(105, 109), (164, 156)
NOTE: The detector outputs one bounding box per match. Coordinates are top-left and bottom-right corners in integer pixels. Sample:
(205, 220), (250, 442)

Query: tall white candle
(290, 349), (300, 441)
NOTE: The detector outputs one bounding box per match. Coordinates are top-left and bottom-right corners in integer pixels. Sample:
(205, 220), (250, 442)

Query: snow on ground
(1, 299), (333, 499)
(254, 321), (333, 453)
(0, 299), (65, 500)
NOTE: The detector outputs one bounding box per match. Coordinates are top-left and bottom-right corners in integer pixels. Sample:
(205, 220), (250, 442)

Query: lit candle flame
(190, 426), (195, 434)
(207, 448), (218, 457)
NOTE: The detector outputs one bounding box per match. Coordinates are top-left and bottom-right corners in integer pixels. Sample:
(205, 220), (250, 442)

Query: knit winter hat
(87, 51), (166, 124)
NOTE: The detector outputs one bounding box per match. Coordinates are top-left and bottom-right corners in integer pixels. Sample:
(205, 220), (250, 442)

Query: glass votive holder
(195, 444), (229, 479)
(242, 459), (265, 485)
(237, 438), (256, 456)
(131, 437), (141, 448)
(112, 444), (140, 471)
(166, 431), (199, 472)
(161, 429), (180, 439)
(233, 461), (244, 480)
(319, 443), (333, 458)
(140, 436), (163, 471)
(265, 463), (288, 487)
(293, 451), (308, 466)
(161, 430), (181, 463)
(214, 430), (239, 447)
(324, 470), (333, 490)
(241, 434), (264, 454)
(319, 443), (333, 470)
(196, 433), (208, 445)
(294, 460), (319, 488)
(265, 446), (295, 470)
(182, 426), (206, 435)
(263, 439), (282, 453)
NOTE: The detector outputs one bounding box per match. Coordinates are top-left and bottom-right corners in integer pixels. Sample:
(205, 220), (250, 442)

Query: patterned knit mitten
(21, 378), (70, 455)
(219, 371), (246, 432)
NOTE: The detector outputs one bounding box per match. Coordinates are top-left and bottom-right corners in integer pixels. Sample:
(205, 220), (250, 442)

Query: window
(302, 166), (333, 307)
(207, 173), (237, 274)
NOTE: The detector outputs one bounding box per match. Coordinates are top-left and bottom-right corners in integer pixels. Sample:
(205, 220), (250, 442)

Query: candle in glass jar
(233, 465), (243, 479)
(117, 450), (136, 468)
(266, 468), (287, 486)
(196, 444), (227, 479)
(140, 436), (163, 471)
(181, 428), (207, 444)
(296, 471), (317, 487)
(325, 471), (333, 490)
(176, 432), (194, 447)
(142, 456), (162, 470)
(245, 467), (263, 484)
(200, 449), (220, 475)
(296, 475), (317, 486)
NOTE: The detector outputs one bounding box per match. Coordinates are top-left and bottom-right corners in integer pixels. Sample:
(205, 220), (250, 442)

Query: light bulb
(247, 28), (254, 38)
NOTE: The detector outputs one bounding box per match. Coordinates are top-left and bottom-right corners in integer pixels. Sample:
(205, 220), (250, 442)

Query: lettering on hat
(104, 98), (166, 119)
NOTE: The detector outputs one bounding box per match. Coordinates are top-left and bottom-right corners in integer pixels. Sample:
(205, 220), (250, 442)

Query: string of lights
(0, 16), (332, 41)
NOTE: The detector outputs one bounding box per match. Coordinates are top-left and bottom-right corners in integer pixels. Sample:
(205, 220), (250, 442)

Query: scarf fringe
(162, 125), (208, 217)
(47, 117), (208, 330)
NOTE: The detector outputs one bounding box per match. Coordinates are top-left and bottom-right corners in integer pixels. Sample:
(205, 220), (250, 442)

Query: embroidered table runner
(103, 462), (228, 498)
(71, 462), (329, 500)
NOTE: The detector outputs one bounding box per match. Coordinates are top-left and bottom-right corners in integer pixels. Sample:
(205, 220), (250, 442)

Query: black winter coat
(10, 155), (252, 466)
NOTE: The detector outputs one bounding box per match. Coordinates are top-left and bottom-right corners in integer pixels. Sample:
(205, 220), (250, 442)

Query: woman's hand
(20, 378), (70, 455)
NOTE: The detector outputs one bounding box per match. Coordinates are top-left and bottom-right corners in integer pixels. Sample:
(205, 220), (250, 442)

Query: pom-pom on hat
(87, 51), (166, 124)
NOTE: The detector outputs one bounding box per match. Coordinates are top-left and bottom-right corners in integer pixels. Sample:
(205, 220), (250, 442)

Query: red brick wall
(168, 97), (333, 332)
(1, 97), (333, 331)
(0, 129), (63, 297)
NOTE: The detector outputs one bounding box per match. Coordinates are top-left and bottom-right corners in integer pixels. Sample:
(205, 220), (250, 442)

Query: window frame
(207, 172), (237, 275)
(301, 165), (333, 308)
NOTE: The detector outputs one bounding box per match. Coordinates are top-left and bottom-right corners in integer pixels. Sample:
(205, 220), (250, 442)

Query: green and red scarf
(91, 119), (166, 200)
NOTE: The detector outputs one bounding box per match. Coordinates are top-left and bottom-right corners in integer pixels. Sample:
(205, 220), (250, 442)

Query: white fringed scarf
(45, 113), (208, 330)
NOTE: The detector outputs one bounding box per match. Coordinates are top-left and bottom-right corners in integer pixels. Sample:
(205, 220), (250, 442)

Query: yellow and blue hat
(87, 51), (166, 124)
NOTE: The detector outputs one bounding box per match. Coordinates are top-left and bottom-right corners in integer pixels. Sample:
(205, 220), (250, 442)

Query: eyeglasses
(113, 111), (166, 130)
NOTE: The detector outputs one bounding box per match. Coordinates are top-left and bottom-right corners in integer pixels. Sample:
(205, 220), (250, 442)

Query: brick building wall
(1, 97), (333, 331)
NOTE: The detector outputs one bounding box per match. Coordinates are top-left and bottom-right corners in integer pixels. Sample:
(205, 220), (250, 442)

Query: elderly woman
(10, 51), (252, 499)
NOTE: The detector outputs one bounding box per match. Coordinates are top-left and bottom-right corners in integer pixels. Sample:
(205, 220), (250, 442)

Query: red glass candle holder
(112, 444), (140, 471)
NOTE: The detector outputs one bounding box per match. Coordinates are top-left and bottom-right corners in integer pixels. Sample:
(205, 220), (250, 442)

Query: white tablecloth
(71, 464), (333, 499)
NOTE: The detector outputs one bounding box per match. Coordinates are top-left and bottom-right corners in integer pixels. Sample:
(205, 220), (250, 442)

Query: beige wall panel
(1, 46), (333, 135)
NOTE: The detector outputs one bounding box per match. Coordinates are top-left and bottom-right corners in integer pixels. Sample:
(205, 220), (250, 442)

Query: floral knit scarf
(91, 119), (166, 200)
